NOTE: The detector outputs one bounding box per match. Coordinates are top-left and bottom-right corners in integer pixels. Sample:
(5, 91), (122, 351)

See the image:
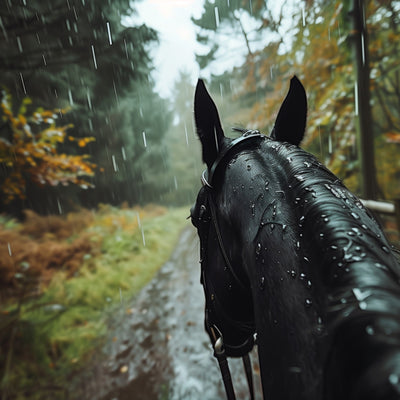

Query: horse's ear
(271, 76), (307, 146)
(194, 79), (225, 168)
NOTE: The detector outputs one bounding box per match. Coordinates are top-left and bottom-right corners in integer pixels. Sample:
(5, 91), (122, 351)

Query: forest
(0, 0), (399, 399)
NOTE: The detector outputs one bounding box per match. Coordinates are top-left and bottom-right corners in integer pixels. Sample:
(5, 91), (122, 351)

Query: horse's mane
(272, 140), (400, 397)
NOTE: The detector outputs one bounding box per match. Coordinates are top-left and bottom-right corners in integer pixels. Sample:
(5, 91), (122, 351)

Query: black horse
(190, 77), (400, 400)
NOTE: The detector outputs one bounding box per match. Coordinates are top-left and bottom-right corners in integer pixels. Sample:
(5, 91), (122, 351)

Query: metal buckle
(201, 169), (213, 188)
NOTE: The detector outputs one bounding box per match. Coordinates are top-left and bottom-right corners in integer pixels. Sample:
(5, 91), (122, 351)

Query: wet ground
(75, 226), (261, 400)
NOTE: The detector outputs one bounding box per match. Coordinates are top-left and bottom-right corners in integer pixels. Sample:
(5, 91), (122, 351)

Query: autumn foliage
(243, 1), (400, 198)
(0, 91), (96, 204)
(0, 210), (97, 295)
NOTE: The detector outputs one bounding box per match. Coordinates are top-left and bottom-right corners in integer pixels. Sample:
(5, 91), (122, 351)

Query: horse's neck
(246, 202), (323, 399)
(219, 153), (323, 399)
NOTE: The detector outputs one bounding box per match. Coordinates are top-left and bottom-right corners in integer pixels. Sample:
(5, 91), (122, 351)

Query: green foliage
(0, 0), (173, 214)
(192, 0), (268, 68)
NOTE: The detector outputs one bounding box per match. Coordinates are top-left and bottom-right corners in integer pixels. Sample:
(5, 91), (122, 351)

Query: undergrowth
(0, 205), (187, 400)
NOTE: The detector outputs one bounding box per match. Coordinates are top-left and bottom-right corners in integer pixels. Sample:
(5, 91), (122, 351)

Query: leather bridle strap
(207, 191), (248, 292)
(200, 131), (263, 400)
(205, 191), (255, 400)
(243, 353), (255, 400)
(208, 323), (255, 400)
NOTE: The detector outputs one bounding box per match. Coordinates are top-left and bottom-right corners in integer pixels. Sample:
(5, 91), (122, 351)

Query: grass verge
(0, 205), (188, 400)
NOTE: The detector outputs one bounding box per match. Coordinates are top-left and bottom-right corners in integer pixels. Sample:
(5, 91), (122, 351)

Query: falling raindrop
(57, 199), (62, 214)
(0, 16), (8, 40)
(184, 122), (189, 146)
(91, 44), (98, 69)
(112, 155), (118, 172)
(361, 32), (366, 66)
(141, 227), (146, 246)
(68, 88), (74, 106)
(17, 36), (23, 52)
(113, 80), (119, 106)
(7, 242), (12, 256)
(328, 133), (332, 154)
(124, 38), (129, 59)
(142, 131), (147, 148)
(19, 72), (27, 94)
(121, 147), (126, 161)
(354, 81), (359, 116)
(301, 4), (306, 26)
(107, 21), (113, 45)
(84, 89), (91, 110)
(174, 176), (178, 190)
(214, 6), (220, 27)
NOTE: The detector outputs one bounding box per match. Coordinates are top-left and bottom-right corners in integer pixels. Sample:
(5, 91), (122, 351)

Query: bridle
(192, 131), (266, 400)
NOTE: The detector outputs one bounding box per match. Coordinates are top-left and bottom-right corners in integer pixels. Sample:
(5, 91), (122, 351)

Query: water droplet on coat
(365, 325), (374, 335)
(305, 298), (312, 308)
(259, 276), (265, 290)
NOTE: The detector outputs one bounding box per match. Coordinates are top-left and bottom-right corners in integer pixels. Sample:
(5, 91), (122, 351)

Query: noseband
(195, 131), (265, 400)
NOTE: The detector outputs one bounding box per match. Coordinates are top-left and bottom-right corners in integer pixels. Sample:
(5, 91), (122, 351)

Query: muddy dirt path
(76, 226), (261, 400)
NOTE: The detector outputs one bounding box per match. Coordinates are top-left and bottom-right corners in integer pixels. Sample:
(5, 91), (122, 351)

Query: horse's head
(190, 77), (307, 359)
(191, 77), (400, 400)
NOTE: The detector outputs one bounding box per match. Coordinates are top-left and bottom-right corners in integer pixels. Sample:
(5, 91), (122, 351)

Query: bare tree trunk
(351, 0), (379, 199)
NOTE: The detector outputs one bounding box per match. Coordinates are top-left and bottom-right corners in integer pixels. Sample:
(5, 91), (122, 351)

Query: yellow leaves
(0, 91), (97, 203)
(68, 136), (96, 147)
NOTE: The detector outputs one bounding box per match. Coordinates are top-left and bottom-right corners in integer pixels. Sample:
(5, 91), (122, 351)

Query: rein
(199, 131), (265, 400)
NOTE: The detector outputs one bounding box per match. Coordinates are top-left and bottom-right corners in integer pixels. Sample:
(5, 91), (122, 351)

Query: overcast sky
(134, 0), (205, 98)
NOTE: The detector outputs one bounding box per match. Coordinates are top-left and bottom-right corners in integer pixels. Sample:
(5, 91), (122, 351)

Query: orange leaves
(0, 91), (96, 203)
(384, 132), (400, 144)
